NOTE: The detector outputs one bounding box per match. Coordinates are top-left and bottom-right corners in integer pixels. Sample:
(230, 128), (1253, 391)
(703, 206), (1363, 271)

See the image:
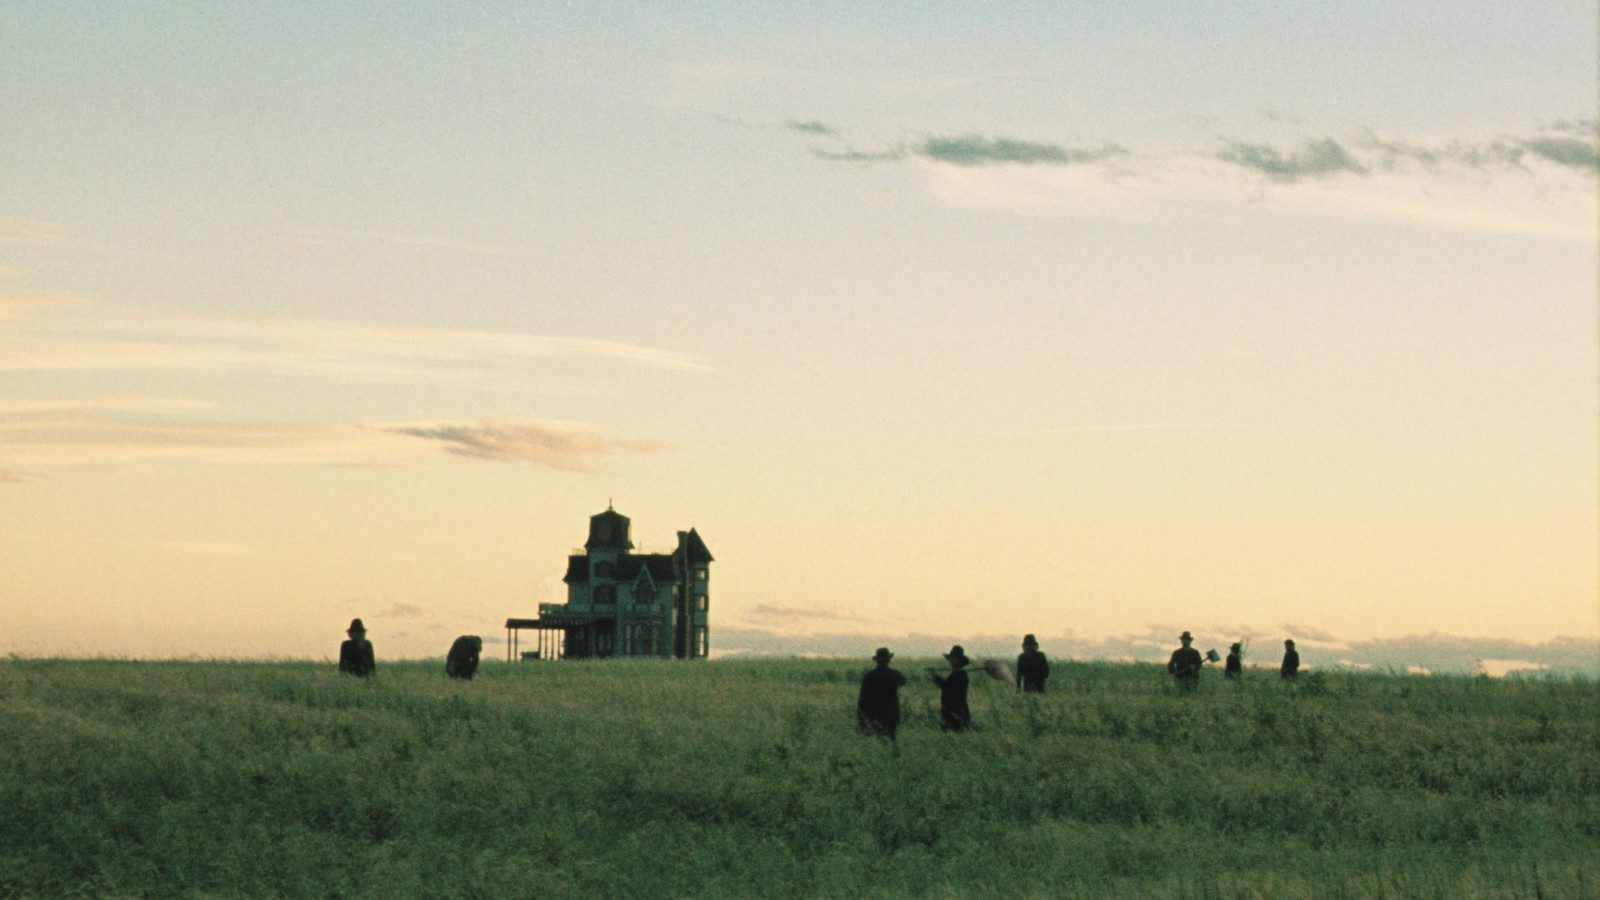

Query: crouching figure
(445, 635), (483, 680)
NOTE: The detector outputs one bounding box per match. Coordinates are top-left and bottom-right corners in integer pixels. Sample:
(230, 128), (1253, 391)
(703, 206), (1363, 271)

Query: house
(505, 505), (712, 660)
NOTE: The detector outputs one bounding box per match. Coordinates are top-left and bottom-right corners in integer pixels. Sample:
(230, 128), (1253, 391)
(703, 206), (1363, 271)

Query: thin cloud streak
(920, 135), (1128, 167)
(385, 422), (665, 470)
(772, 116), (1595, 239)
(0, 216), (70, 245)
(1216, 137), (1368, 182)
(0, 291), (85, 321)
(0, 308), (713, 378)
(0, 404), (658, 472)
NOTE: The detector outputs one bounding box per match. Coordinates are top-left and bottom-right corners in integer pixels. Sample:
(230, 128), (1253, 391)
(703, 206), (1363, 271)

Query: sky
(2, 3), (1596, 670)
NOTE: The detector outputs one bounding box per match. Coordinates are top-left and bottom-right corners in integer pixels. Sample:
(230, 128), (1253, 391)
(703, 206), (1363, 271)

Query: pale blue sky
(2, 3), (1595, 660)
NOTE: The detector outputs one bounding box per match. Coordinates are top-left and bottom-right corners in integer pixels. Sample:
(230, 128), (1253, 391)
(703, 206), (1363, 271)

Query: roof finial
(608, 497), (613, 510)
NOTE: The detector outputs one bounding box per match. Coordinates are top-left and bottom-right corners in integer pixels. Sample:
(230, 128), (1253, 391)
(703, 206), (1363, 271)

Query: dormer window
(634, 582), (654, 606)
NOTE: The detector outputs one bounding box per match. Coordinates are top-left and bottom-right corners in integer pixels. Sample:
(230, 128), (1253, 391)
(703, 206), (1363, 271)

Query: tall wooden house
(506, 506), (712, 660)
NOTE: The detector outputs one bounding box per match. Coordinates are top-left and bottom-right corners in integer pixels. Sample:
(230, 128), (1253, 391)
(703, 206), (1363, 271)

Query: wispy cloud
(1517, 136), (1600, 171)
(763, 115), (1595, 239)
(0, 216), (70, 245)
(786, 119), (839, 138)
(0, 468), (41, 484)
(0, 401), (656, 472)
(0, 306), (711, 378)
(385, 422), (664, 470)
(812, 146), (909, 164)
(1216, 137), (1368, 182)
(750, 603), (877, 624)
(920, 135), (1128, 167)
(1228, 130), (1600, 180)
(1543, 117), (1599, 137)
(784, 120), (1127, 169)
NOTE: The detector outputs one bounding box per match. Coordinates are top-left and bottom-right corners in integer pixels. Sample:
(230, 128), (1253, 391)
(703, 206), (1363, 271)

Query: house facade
(506, 506), (712, 660)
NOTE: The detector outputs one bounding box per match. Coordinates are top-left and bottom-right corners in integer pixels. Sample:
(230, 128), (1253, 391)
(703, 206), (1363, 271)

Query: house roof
(619, 554), (678, 582)
(679, 528), (713, 564)
(584, 507), (634, 550)
(562, 556), (588, 584)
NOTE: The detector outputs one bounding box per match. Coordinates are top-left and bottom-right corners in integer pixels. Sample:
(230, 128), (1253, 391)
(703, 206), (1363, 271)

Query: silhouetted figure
(930, 645), (972, 732)
(1017, 633), (1050, 694)
(1167, 631), (1203, 691)
(1224, 642), (1243, 680)
(446, 635), (482, 680)
(857, 647), (907, 740)
(1281, 639), (1300, 680)
(338, 618), (375, 677)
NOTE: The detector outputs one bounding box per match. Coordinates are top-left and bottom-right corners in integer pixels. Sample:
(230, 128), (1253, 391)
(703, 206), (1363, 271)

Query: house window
(594, 585), (615, 605)
(695, 568), (708, 581)
(595, 561), (616, 579)
(694, 627), (708, 657)
(696, 594), (708, 612)
(634, 582), (653, 606)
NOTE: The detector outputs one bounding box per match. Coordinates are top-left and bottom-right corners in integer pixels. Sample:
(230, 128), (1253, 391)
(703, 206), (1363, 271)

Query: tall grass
(2, 657), (1595, 897)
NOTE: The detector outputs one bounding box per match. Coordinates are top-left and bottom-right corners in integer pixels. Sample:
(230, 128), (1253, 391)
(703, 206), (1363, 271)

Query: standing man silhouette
(931, 645), (972, 732)
(1017, 634), (1050, 693)
(339, 618), (375, 677)
(1167, 631), (1203, 691)
(857, 647), (907, 740)
(1280, 639), (1300, 680)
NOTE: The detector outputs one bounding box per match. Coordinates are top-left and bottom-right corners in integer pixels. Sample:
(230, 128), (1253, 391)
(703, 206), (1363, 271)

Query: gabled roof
(619, 554), (678, 583)
(679, 528), (713, 564)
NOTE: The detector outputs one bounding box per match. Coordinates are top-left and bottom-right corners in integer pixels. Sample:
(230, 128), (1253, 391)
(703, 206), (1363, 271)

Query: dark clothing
(932, 669), (971, 732)
(339, 638), (375, 677)
(857, 665), (907, 738)
(1281, 649), (1300, 679)
(1167, 646), (1203, 691)
(1224, 651), (1242, 679)
(1017, 649), (1050, 693)
(445, 637), (481, 680)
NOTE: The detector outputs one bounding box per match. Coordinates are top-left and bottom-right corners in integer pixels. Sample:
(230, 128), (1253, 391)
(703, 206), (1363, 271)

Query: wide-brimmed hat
(347, 618), (367, 636)
(872, 647), (893, 663)
(1021, 633), (1039, 649)
(944, 645), (970, 666)
(1179, 631), (1193, 642)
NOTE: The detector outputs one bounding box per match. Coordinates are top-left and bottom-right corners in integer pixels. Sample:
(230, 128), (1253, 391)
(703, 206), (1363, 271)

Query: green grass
(2, 657), (1596, 898)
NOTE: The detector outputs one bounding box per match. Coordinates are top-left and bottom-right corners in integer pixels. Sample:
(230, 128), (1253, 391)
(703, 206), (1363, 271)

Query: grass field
(2, 656), (1596, 898)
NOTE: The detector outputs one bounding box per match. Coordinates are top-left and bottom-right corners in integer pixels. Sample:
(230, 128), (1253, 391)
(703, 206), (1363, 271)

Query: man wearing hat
(1280, 639), (1300, 680)
(338, 618), (376, 677)
(930, 645), (972, 732)
(1017, 634), (1050, 694)
(1167, 631), (1203, 691)
(857, 647), (907, 740)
